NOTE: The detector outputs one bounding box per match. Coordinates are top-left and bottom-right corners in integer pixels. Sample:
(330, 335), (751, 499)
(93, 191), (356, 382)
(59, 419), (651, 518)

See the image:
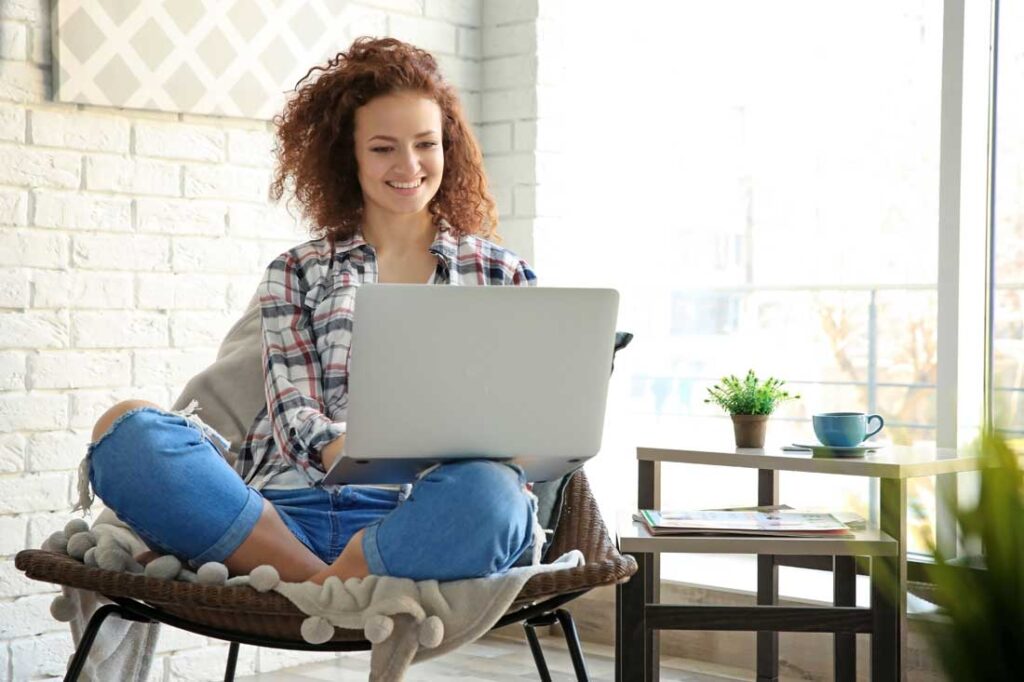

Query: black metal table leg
(757, 469), (779, 682)
(615, 576), (623, 682)
(637, 459), (661, 682)
(643, 550), (659, 682)
(872, 478), (906, 682)
(619, 551), (649, 681)
(834, 555), (857, 682)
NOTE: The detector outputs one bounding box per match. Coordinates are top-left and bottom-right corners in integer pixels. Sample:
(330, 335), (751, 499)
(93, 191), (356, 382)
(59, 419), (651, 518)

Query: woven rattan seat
(16, 469), (635, 680)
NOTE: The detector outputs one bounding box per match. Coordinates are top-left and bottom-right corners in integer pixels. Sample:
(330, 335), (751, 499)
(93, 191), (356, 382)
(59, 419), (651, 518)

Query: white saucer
(792, 441), (885, 457)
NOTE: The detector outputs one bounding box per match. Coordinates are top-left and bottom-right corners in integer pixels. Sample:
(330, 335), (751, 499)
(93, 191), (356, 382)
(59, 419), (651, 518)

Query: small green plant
(704, 370), (799, 416)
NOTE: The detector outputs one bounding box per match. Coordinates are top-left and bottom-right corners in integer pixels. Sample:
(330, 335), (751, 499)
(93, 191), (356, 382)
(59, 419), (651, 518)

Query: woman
(85, 38), (539, 585)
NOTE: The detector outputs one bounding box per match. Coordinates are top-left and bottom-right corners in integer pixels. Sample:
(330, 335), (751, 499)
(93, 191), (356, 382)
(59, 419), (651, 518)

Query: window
(993, 0), (1024, 439)
(539, 0), (1015, 595)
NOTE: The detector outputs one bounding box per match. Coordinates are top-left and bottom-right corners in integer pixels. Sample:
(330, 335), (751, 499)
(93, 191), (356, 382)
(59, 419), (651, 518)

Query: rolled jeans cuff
(190, 488), (265, 566)
(360, 522), (389, 576)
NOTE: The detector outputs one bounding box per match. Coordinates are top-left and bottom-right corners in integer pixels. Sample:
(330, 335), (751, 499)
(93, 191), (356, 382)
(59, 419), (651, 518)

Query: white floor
(237, 634), (751, 681)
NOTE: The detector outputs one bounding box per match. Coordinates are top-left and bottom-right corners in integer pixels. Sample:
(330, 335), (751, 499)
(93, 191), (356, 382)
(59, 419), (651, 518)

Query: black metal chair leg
(65, 604), (145, 681)
(523, 622), (553, 682)
(224, 641), (240, 681)
(554, 608), (590, 681)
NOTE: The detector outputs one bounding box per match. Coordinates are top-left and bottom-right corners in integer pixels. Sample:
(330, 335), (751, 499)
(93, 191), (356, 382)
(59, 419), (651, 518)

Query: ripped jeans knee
(80, 406), (261, 565)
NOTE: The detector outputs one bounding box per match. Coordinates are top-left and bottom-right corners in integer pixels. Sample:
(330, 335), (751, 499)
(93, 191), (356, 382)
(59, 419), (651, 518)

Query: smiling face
(353, 91), (445, 223)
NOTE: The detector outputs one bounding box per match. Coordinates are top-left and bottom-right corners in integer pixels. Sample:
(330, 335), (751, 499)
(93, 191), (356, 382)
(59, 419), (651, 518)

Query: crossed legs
(89, 401), (533, 585)
(90, 400), (349, 582)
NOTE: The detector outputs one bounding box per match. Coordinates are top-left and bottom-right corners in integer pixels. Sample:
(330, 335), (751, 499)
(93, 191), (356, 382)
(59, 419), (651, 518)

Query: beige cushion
(171, 295), (264, 466)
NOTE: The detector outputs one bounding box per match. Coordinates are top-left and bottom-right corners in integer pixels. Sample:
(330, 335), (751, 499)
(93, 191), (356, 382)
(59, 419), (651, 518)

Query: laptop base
(323, 455), (588, 485)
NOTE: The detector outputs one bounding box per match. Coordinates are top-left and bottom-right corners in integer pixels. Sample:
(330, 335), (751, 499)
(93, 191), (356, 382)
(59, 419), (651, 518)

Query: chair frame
(66, 591), (590, 682)
(17, 470), (636, 682)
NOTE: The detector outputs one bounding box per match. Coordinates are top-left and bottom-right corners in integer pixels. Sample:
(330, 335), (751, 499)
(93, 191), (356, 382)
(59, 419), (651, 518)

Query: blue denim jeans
(87, 408), (536, 580)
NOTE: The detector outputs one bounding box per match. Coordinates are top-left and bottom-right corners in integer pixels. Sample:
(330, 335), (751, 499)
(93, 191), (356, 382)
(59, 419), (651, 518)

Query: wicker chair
(16, 469), (635, 682)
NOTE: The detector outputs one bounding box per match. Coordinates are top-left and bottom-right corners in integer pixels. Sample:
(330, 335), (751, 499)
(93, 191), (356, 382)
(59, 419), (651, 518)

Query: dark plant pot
(731, 414), (769, 448)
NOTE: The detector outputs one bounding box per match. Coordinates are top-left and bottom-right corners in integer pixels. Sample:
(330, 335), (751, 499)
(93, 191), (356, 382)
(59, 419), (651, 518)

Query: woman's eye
(418, 141), (439, 149)
(371, 146), (393, 153)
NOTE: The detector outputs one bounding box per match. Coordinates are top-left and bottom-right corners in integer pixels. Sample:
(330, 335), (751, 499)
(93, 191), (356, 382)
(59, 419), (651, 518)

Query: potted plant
(704, 370), (799, 448)
(917, 430), (1023, 680)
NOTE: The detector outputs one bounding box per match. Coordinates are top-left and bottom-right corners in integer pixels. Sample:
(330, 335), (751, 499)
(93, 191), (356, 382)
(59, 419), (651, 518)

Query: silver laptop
(323, 284), (619, 485)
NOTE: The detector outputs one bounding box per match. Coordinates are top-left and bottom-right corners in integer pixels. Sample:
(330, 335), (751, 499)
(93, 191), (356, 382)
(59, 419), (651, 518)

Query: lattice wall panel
(53, 0), (375, 119)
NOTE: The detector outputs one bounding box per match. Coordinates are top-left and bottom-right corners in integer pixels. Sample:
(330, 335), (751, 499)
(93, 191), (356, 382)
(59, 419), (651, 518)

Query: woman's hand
(321, 434), (346, 472)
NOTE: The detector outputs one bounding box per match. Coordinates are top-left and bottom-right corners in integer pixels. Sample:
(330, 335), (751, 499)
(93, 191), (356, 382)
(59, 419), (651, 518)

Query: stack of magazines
(636, 505), (865, 538)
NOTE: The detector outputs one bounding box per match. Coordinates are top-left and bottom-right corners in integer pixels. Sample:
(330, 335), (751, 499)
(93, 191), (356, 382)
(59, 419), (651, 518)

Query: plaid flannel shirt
(235, 225), (537, 490)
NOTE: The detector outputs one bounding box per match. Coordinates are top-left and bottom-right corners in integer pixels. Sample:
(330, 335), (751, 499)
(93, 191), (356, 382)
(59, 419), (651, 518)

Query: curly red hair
(271, 37), (498, 241)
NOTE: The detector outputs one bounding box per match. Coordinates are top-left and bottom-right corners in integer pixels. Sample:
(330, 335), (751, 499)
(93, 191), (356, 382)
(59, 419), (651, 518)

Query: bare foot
(308, 529), (370, 584)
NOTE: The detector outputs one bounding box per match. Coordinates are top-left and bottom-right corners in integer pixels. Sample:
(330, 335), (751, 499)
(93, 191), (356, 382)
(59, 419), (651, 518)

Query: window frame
(934, 0), (999, 560)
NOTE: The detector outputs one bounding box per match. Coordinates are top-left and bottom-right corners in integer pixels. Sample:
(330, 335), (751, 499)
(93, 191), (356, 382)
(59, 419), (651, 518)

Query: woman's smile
(386, 177), (426, 195)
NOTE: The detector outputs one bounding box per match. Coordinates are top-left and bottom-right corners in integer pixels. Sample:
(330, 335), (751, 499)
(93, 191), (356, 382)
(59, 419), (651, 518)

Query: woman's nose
(394, 148), (419, 175)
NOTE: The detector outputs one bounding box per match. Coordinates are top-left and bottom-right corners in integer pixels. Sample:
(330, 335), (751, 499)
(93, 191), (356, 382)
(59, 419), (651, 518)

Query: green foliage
(923, 431), (1024, 681)
(703, 369), (799, 416)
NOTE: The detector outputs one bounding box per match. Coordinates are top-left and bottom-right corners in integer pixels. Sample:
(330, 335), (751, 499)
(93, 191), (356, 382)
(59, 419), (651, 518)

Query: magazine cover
(638, 509), (855, 537)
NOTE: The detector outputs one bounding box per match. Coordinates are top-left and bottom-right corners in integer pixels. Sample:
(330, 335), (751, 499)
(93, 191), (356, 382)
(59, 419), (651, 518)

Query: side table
(615, 442), (988, 682)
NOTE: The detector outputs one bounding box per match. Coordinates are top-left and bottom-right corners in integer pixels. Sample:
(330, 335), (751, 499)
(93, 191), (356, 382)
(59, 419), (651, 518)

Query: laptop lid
(324, 284), (619, 484)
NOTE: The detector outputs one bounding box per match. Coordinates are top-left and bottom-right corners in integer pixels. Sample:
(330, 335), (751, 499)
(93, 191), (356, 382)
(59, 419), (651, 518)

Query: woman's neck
(361, 207), (436, 257)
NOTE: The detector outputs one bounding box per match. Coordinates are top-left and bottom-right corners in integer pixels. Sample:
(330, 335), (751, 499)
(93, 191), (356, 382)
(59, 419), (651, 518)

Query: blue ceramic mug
(812, 412), (884, 447)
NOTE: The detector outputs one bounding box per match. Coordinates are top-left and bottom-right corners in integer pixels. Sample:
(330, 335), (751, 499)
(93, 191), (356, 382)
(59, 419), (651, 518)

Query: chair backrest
(513, 469), (637, 605)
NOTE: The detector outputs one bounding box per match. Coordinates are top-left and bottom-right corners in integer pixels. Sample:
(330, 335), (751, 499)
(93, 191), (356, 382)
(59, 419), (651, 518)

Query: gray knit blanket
(45, 510), (582, 681)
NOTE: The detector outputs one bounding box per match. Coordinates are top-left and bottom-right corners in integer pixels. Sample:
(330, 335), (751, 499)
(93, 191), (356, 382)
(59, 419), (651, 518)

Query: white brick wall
(0, 271), (28, 308)
(0, 595), (67, 640)
(0, 354), (26, 391)
(67, 387), (166, 430)
(136, 198), (227, 236)
(0, 230), (69, 268)
(72, 233), (171, 271)
(477, 0), (564, 265)
(0, 434), (23, 474)
(25, 512), (73, 550)
(0, 23), (28, 63)
(84, 155), (180, 196)
(32, 271), (133, 309)
(0, 311), (70, 349)
(134, 122), (226, 163)
(0, 516), (28, 556)
(133, 349), (212, 387)
(183, 165), (270, 202)
(0, 472), (71, 514)
(226, 129), (275, 168)
(28, 351), (132, 390)
(0, 188), (27, 222)
(9, 632), (75, 680)
(33, 191), (133, 232)
(30, 108), (131, 153)
(0, 146), (80, 189)
(25, 430), (91, 473)
(0, 105), (25, 142)
(0, 1), (544, 679)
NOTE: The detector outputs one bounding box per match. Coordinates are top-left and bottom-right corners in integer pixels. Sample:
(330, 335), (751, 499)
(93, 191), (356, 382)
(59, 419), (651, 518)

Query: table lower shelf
(617, 513), (898, 557)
